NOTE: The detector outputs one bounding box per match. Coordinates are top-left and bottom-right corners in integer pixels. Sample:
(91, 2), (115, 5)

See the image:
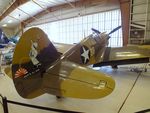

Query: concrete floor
(0, 64), (150, 113)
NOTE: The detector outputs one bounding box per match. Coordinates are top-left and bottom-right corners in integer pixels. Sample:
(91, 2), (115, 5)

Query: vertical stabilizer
(12, 27), (60, 98)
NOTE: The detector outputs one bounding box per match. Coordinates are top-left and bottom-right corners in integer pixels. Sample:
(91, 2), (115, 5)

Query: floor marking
(117, 66), (145, 113)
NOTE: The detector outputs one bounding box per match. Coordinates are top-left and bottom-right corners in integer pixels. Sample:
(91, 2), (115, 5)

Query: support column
(119, 0), (130, 46)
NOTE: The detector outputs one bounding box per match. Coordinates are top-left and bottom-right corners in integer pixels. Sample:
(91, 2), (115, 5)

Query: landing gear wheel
(144, 68), (147, 72)
(56, 96), (62, 99)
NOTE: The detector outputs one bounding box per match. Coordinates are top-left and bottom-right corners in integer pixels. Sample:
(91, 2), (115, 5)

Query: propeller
(91, 28), (101, 34)
(92, 26), (121, 36)
(108, 26), (121, 35)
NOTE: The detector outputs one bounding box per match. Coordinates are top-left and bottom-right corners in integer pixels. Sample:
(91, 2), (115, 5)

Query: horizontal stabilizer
(44, 61), (115, 99)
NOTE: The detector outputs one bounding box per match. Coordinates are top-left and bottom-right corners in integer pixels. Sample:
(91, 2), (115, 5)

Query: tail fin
(12, 27), (60, 98)
(0, 28), (9, 45)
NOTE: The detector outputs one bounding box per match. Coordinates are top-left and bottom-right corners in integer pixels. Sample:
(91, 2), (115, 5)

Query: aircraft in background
(4, 26), (121, 99)
(0, 28), (18, 65)
(8, 29), (20, 44)
(0, 28), (18, 48)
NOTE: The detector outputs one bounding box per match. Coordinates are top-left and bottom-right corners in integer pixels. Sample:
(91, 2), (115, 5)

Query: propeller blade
(108, 26), (121, 35)
(91, 28), (101, 34)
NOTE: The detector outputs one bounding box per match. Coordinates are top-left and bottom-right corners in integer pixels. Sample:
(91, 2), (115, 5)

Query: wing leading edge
(94, 46), (150, 67)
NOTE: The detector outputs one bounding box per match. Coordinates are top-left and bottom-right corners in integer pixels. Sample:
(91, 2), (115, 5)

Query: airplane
(8, 28), (20, 44)
(0, 28), (10, 48)
(0, 28), (18, 65)
(4, 26), (119, 99)
(0, 28), (20, 47)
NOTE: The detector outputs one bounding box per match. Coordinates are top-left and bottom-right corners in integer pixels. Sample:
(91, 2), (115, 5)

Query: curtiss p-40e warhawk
(5, 27), (121, 99)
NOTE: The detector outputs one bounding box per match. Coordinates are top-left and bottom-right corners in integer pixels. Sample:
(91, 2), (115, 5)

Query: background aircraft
(0, 28), (18, 65)
(0, 28), (9, 48)
(0, 28), (18, 48)
(5, 27), (117, 99)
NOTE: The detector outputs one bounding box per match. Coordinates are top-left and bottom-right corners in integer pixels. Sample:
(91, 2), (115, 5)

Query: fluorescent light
(2, 24), (7, 27)
(8, 20), (13, 23)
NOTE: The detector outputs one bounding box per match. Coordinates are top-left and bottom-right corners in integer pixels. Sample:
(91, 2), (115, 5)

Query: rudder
(12, 27), (60, 98)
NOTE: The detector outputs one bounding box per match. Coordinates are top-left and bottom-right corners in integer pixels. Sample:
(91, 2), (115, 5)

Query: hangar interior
(0, 0), (150, 113)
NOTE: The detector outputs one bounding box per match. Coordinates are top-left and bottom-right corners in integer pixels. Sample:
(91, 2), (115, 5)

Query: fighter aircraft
(0, 28), (17, 65)
(4, 27), (118, 99)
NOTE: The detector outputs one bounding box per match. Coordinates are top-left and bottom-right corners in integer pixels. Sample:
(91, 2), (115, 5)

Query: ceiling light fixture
(8, 20), (13, 23)
(2, 24), (7, 27)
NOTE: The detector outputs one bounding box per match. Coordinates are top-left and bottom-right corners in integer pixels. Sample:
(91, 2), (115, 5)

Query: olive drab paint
(10, 27), (115, 99)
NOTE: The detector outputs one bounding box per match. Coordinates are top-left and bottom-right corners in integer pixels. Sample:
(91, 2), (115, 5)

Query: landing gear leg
(144, 68), (147, 72)
(112, 65), (118, 69)
(0, 51), (5, 76)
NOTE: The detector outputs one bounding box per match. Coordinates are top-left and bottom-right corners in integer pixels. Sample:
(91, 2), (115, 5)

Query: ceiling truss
(0, 0), (28, 21)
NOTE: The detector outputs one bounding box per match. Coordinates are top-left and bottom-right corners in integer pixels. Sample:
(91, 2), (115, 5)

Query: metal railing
(0, 94), (83, 113)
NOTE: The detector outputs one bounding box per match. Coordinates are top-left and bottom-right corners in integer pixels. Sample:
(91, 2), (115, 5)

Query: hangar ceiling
(0, 0), (13, 14)
(0, 0), (122, 29)
(0, 0), (78, 28)
(0, 0), (130, 46)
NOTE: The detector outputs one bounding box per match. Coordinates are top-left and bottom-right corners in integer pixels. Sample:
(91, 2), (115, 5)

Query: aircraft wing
(94, 45), (150, 67)
(108, 46), (150, 60)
